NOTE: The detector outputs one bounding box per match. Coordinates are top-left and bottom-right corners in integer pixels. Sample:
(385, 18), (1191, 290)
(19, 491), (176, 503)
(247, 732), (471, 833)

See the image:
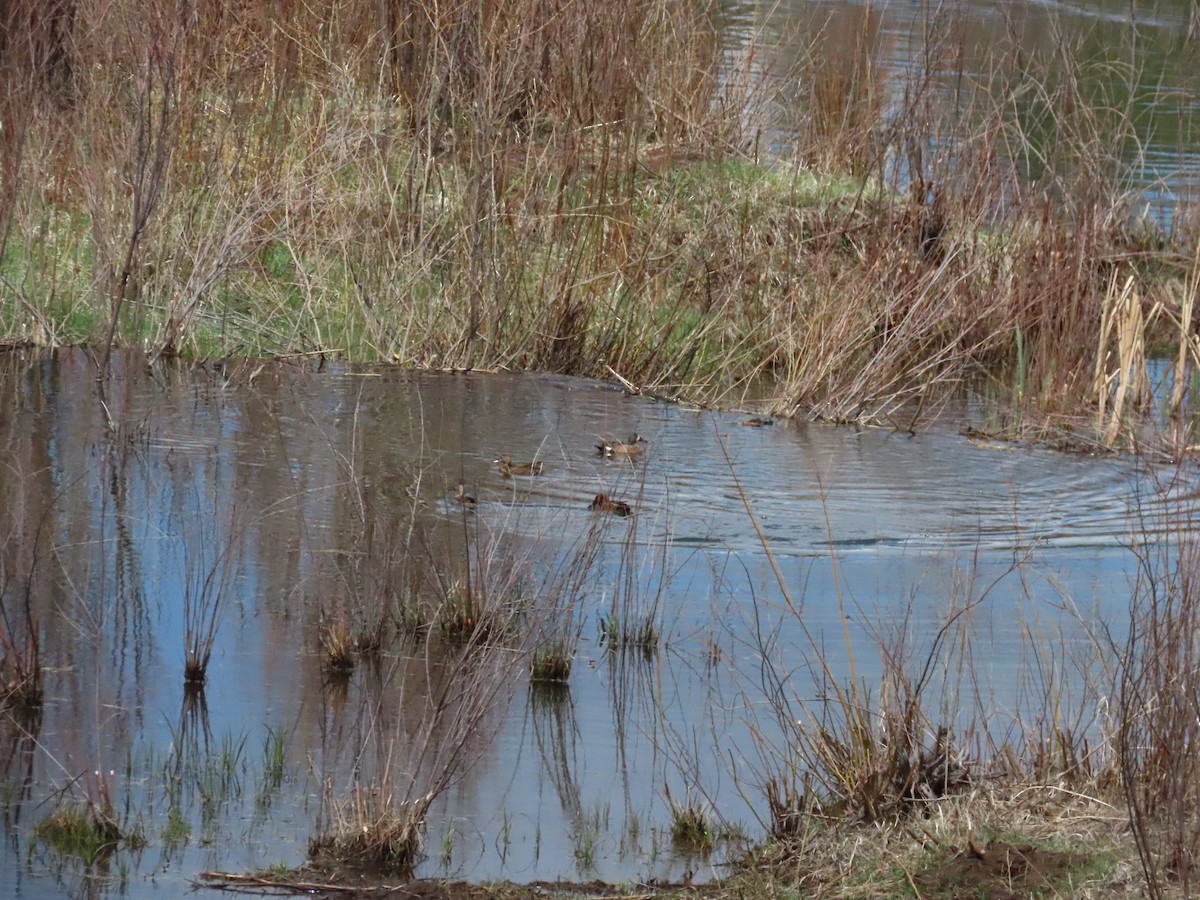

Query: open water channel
(1, 348), (1196, 898)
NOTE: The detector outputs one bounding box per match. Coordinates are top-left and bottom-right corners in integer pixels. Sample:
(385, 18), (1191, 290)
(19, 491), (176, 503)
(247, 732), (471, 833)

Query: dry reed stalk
(1117, 477), (1200, 896)
(1095, 273), (1152, 448)
(1165, 238), (1200, 435)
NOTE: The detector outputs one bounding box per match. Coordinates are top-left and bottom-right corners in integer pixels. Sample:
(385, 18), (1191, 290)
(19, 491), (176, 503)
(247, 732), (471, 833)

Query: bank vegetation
(4, 4), (1200, 894)
(1, 0), (1197, 452)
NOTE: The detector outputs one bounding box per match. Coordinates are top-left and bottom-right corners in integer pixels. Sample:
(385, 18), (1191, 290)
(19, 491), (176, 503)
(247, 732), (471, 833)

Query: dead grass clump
(791, 714), (973, 825)
(436, 581), (513, 646)
(758, 586), (979, 830)
(752, 782), (1132, 898)
(320, 619), (356, 675)
(308, 786), (429, 873)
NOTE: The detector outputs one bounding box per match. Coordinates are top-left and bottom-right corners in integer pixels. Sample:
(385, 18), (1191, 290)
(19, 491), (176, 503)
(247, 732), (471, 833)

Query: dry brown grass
(752, 781), (1140, 899)
(1, 0), (1193, 446)
(309, 784), (429, 872)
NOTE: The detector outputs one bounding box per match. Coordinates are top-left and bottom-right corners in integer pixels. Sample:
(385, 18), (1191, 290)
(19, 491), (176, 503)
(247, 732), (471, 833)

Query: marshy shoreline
(1, 0), (1197, 452)
(2, 1), (1200, 898)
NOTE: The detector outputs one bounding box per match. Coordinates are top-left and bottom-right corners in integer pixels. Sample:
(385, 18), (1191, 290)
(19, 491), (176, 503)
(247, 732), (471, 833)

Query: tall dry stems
(0, 1), (1194, 444)
(1116, 469), (1200, 896)
(310, 619), (525, 874)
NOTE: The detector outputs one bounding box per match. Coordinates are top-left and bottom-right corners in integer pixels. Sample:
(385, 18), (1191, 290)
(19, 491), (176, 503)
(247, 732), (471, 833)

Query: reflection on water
(0, 349), (1191, 897)
(734, 0), (1200, 219)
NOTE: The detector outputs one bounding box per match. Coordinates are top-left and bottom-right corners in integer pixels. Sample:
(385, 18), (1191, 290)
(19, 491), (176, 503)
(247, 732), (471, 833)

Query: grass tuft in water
(34, 803), (123, 865)
(320, 619), (357, 675)
(123, 821), (148, 851)
(598, 613), (659, 659)
(163, 805), (190, 849)
(434, 577), (524, 647)
(529, 645), (572, 684)
(436, 584), (488, 644)
(666, 790), (714, 852)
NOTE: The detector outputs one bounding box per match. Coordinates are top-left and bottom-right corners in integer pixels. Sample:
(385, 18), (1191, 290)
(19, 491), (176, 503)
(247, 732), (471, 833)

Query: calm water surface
(0, 349), (1193, 898)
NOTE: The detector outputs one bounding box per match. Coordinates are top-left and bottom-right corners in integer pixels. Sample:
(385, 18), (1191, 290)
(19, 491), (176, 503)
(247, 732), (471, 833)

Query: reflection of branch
(171, 455), (250, 688)
(0, 706), (41, 826)
(166, 687), (212, 793)
(199, 870), (360, 892)
(530, 689), (582, 820)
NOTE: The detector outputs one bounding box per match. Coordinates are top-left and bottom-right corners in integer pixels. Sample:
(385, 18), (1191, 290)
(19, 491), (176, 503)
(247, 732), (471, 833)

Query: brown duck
(596, 434), (647, 458)
(495, 454), (544, 476)
(452, 482), (477, 507)
(590, 493), (633, 516)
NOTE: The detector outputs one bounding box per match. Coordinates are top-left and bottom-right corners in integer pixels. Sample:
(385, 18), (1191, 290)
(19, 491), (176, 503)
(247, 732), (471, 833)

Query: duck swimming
(589, 493), (633, 516)
(495, 454), (544, 476)
(452, 482), (477, 507)
(596, 434), (647, 458)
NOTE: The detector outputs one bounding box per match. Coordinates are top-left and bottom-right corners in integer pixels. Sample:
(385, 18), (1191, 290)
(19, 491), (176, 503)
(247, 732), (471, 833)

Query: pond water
(1, 349), (1194, 898)
(736, 0), (1200, 221)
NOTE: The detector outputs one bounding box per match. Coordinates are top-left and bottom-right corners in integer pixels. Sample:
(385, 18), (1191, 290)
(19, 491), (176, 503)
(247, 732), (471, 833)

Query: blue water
(0, 350), (1189, 897)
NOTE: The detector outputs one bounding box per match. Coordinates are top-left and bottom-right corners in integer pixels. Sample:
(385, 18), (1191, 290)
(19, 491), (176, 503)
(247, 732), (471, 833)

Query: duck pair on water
(590, 435), (642, 514)
(455, 483), (634, 516)
(496, 432), (648, 472)
(454, 454), (543, 505)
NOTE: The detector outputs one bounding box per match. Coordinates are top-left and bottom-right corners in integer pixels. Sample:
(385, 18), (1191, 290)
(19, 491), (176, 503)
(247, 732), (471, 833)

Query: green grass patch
(34, 804), (122, 865)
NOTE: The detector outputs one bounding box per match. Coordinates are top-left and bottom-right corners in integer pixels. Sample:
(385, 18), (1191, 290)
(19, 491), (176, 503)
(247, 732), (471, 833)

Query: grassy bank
(1, 1), (1197, 449)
